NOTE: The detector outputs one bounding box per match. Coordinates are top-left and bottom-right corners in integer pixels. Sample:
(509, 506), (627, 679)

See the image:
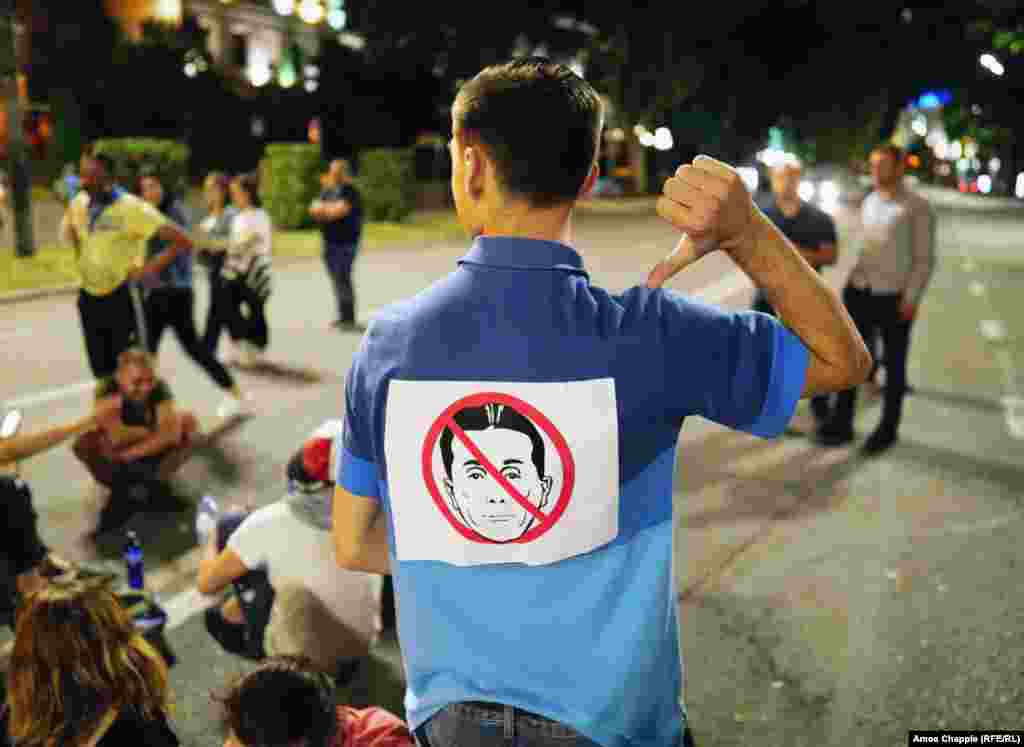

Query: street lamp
(980, 52), (1005, 77)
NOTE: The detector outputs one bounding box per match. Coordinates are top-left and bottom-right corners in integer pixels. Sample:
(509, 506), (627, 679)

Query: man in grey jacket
(818, 143), (936, 454)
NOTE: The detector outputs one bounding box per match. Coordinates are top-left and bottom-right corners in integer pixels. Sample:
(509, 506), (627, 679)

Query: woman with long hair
(2, 579), (178, 746)
(196, 172), (238, 356)
(205, 171), (273, 367)
(137, 171), (248, 419)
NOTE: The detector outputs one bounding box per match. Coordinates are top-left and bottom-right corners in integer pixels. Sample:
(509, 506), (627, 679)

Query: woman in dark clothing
(137, 172), (247, 419)
(2, 579), (178, 746)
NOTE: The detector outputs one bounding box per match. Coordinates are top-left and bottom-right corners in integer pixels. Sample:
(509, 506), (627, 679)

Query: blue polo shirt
(338, 236), (809, 746)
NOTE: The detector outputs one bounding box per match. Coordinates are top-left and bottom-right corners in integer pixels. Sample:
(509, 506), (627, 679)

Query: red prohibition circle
(421, 392), (576, 544)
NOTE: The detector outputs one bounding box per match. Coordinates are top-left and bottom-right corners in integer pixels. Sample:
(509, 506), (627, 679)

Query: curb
(0, 251), (333, 307)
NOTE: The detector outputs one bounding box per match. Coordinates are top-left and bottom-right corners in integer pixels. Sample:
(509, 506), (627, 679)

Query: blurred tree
(26, 0), (124, 164)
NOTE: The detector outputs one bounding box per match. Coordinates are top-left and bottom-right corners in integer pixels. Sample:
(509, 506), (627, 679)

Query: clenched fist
(647, 156), (759, 289)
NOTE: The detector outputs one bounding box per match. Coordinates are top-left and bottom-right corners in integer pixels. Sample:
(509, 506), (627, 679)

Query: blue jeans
(414, 702), (697, 747)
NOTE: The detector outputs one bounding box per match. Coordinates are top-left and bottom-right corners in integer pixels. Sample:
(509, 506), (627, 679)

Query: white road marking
(3, 379), (95, 409)
(980, 319), (1008, 342)
(951, 218), (1023, 440)
(922, 511), (1023, 539)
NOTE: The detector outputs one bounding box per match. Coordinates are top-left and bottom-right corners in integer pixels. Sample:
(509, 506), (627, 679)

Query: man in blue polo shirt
(330, 59), (870, 747)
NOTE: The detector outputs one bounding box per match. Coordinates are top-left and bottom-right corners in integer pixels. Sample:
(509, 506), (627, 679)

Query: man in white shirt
(196, 420), (383, 679)
(818, 143), (936, 454)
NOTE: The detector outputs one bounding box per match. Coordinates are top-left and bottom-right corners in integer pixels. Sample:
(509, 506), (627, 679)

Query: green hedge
(90, 138), (189, 197)
(356, 148), (416, 222)
(261, 143), (323, 230)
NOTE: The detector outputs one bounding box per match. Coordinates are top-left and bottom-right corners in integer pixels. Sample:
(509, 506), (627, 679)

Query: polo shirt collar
(458, 236), (586, 275)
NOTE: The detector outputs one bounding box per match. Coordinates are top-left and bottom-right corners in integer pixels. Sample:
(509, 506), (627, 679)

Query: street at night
(4, 2), (1024, 746)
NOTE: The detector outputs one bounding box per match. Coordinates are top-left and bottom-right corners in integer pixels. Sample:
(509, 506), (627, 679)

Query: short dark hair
(453, 58), (603, 207)
(233, 171), (262, 207)
(84, 151), (117, 179)
(214, 655), (338, 747)
(440, 402), (547, 480)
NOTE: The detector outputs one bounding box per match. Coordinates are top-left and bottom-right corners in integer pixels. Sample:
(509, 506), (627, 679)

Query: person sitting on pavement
(0, 405), (122, 631)
(214, 654), (413, 747)
(1, 578), (179, 747)
(197, 420), (382, 682)
(72, 347), (199, 532)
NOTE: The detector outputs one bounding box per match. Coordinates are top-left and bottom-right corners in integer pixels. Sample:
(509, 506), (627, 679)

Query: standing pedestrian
(310, 158), (364, 330)
(64, 151), (194, 379)
(816, 143), (936, 454)
(206, 172), (272, 368)
(196, 172), (239, 357)
(753, 158), (839, 427)
(329, 59), (869, 747)
(137, 171), (248, 419)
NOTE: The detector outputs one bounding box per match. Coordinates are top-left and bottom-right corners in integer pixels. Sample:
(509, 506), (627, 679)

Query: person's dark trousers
(324, 241), (358, 323)
(145, 286), (235, 390)
(203, 276), (239, 356)
(381, 574), (396, 631)
(77, 282), (146, 378)
(413, 705), (697, 747)
(229, 279), (270, 350)
(829, 285), (912, 437)
(206, 510), (274, 659)
(752, 290), (831, 423)
(205, 278), (268, 353)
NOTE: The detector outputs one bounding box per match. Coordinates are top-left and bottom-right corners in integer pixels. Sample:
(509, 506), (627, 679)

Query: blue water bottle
(124, 530), (145, 590)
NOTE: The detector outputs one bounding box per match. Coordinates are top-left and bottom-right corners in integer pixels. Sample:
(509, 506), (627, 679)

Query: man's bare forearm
(117, 430), (178, 461)
(338, 517), (391, 575)
(727, 210), (869, 377)
(0, 416), (96, 466)
(138, 244), (182, 279)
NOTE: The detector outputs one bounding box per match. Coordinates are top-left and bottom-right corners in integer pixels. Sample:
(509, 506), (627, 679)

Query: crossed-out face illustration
(439, 402), (554, 543)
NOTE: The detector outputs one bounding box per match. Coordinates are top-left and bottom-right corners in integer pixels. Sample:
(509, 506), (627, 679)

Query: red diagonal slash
(442, 416), (548, 523)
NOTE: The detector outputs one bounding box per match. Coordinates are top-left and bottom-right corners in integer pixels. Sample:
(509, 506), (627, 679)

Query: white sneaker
(216, 392), (253, 419)
(216, 396), (241, 419)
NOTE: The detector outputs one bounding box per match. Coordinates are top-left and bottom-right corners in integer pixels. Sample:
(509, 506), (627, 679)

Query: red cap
(301, 436), (333, 484)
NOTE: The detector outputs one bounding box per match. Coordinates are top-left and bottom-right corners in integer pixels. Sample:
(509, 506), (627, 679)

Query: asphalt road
(2, 191), (1023, 746)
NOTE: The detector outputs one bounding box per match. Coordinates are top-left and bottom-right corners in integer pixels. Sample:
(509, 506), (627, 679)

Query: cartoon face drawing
(440, 403), (554, 543)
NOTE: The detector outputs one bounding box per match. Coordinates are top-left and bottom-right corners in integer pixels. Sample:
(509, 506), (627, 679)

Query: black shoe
(204, 607), (249, 657)
(861, 429), (897, 456)
(815, 425), (854, 447)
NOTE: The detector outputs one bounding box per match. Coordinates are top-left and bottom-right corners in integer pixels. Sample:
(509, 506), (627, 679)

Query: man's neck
(481, 206), (575, 245)
(877, 181), (903, 200)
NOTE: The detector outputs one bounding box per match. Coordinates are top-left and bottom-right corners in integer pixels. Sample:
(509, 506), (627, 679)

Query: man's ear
(464, 145), (485, 199)
(579, 162), (599, 199)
